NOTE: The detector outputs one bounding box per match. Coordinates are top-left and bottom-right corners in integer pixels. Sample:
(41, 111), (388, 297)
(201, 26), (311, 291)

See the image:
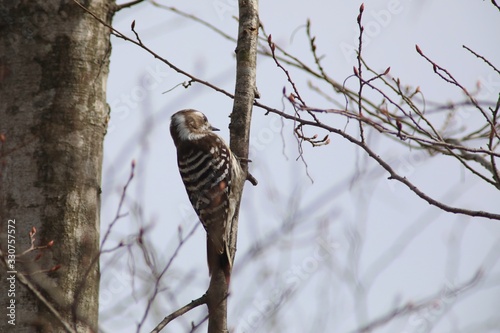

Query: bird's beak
(210, 125), (220, 132)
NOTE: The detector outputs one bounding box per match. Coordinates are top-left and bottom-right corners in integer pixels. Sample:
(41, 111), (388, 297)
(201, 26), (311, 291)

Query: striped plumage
(170, 109), (243, 283)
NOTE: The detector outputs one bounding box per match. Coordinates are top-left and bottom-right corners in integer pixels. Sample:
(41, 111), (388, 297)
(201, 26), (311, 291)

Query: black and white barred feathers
(170, 109), (244, 284)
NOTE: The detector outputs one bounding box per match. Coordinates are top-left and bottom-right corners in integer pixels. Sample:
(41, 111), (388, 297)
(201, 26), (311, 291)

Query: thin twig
(72, 0), (235, 100)
(17, 271), (78, 333)
(101, 160), (135, 248)
(131, 20), (143, 45)
(353, 269), (483, 333)
(150, 2), (235, 42)
(115, 0), (147, 11)
(463, 45), (500, 75)
(16, 227), (40, 257)
(416, 45), (499, 140)
(137, 222), (200, 332)
(267, 35), (308, 110)
(189, 314), (210, 333)
(267, 35), (317, 182)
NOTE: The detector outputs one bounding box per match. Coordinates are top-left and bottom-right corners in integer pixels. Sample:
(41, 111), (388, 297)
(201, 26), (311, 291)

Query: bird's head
(170, 109), (220, 145)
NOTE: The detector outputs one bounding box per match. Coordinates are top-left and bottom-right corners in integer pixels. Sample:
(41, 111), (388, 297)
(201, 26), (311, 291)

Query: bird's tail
(207, 239), (232, 285)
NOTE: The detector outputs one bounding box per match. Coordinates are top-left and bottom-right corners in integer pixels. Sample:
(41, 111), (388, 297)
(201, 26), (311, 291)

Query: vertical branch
(206, 1), (259, 333)
(488, 97), (500, 187)
(356, 3), (366, 143)
(230, 0), (260, 162)
(229, 0), (259, 266)
(228, 0), (259, 267)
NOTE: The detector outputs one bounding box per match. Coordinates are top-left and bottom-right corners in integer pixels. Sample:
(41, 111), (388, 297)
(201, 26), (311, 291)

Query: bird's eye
(203, 115), (208, 122)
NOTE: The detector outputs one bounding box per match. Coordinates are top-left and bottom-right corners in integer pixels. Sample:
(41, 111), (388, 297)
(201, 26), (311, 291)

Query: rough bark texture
(0, 1), (114, 331)
(206, 0), (259, 332)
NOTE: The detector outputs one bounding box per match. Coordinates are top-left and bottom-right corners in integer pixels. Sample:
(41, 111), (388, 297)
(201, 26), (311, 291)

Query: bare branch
(1, 249), (77, 333)
(150, 294), (207, 333)
(16, 271), (78, 333)
(416, 45), (499, 140)
(149, 2), (235, 43)
(72, 0), (235, 100)
(488, 98), (500, 186)
(356, 3), (366, 142)
(353, 269), (483, 333)
(252, 100), (500, 220)
(267, 35), (309, 110)
(137, 222), (200, 332)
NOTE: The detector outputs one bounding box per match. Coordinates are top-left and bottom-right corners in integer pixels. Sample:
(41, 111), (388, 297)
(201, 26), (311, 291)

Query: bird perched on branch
(170, 109), (249, 284)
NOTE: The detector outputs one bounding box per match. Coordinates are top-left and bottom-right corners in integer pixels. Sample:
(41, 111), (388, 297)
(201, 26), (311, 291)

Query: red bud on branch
(353, 66), (359, 77)
(50, 264), (62, 272)
(29, 226), (36, 238)
(268, 34), (275, 52)
(415, 44), (422, 55)
(396, 119), (403, 138)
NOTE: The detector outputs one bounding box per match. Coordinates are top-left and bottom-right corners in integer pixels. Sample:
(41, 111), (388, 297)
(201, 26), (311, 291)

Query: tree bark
(0, 1), (114, 331)
(206, 0), (259, 332)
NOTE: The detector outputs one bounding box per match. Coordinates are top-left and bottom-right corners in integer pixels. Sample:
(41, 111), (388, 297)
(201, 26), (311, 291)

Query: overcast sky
(99, 1), (500, 332)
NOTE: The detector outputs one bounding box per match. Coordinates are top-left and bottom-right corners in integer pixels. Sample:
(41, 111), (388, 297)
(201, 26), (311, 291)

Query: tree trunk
(206, 0), (259, 332)
(0, 1), (114, 331)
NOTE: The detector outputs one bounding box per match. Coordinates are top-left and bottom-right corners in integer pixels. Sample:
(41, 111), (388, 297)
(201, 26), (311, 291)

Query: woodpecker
(170, 109), (244, 284)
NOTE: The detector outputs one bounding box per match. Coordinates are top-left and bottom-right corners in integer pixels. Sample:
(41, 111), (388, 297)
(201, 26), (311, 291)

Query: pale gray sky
(100, 1), (500, 332)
